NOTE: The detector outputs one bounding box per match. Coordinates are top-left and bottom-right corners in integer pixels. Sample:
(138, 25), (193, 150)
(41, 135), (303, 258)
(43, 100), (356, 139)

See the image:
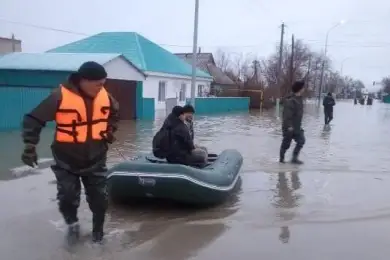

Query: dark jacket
(185, 119), (194, 141)
(282, 94), (304, 131)
(152, 113), (195, 163)
(323, 96), (335, 112)
(22, 82), (119, 173)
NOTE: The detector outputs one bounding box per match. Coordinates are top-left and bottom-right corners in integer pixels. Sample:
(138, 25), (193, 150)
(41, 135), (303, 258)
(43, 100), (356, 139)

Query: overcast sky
(1, 0), (389, 90)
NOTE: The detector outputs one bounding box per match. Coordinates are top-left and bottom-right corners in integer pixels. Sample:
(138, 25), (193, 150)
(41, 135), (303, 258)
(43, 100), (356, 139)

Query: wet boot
(291, 147), (303, 164)
(291, 157), (303, 164)
(66, 222), (80, 245)
(92, 230), (104, 243)
(279, 149), (286, 163)
(92, 214), (105, 243)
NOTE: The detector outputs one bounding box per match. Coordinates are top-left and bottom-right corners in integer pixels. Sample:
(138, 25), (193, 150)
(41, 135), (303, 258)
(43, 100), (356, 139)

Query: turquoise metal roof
(47, 32), (212, 79)
(0, 52), (122, 71)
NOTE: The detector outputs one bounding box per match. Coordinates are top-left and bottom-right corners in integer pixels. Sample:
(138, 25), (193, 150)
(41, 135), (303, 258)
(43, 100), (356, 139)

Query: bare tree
(381, 77), (390, 94)
(214, 49), (231, 73)
(213, 38), (365, 101)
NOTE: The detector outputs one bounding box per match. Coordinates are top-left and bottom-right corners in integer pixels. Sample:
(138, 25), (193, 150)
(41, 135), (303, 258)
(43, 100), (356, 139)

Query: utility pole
(306, 57), (312, 89)
(289, 34), (295, 87)
(190, 0), (200, 106)
(253, 60), (259, 84)
(276, 22), (285, 116)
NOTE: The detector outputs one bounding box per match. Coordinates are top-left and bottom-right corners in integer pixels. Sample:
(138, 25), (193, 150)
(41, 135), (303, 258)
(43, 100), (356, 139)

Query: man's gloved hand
(21, 144), (38, 168)
(105, 131), (116, 144)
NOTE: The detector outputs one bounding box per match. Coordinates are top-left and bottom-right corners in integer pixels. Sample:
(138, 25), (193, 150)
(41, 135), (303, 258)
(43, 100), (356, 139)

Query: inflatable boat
(107, 149), (243, 205)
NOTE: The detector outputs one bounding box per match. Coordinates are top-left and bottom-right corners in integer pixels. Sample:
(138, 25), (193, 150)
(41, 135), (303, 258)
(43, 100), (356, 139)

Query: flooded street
(2, 100), (390, 259)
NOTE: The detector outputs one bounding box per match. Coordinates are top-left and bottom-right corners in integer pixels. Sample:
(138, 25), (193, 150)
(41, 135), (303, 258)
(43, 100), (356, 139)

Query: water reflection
(105, 195), (239, 259)
(148, 223), (227, 260)
(320, 125), (332, 140)
(273, 171), (302, 244)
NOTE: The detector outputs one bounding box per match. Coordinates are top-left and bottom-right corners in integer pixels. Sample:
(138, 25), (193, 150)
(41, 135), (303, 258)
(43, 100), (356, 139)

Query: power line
(2, 17), (390, 49)
(0, 18), (89, 36)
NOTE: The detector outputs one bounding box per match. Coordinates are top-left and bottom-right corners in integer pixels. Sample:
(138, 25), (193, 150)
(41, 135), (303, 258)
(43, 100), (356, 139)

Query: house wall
(0, 37), (22, 54)
(104, 57), (145, 81)
(142, 73), (212, 110)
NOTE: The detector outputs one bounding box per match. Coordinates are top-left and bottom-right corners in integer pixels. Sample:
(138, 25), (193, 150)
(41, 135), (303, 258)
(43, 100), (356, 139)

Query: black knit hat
(77, 61), (107, 80)
(182, 104), (195, 113)
(171, 106), (184, 117)
(292, 80), (305, 93)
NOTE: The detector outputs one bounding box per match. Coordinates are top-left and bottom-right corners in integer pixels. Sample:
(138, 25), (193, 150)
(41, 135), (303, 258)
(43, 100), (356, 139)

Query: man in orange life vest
(21, 61), (119, 243)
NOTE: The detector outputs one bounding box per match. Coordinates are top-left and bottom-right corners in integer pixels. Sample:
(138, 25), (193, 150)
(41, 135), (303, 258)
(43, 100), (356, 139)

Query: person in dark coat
(323, 92), (336, 125)
(279, 81), (306, 164)
(366, 95), (373, 105)
(182, 104), (208, 155)
(152, 106), (207, 167)
(21, 61), (119, 243)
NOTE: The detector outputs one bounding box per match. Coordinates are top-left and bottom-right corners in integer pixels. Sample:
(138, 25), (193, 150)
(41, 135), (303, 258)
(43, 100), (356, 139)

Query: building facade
(0, 35), (22, 54)
(48, 32), (213, 111)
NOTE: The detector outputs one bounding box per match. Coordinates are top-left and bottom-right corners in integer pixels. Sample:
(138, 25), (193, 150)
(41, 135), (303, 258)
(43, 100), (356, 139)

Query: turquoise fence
(383, 95), (390, 104)
(139, 98), (155, 120)
(0, 86), (54, 131)
(136, 81), (155, 120)
(187, 97), (250, 114)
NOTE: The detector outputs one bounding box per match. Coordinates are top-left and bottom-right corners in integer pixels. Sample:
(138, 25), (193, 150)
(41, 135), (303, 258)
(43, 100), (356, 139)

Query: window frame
(179, 83), (187, 101)
(158, 81), (167, 102)
(197, 84), (205, 97)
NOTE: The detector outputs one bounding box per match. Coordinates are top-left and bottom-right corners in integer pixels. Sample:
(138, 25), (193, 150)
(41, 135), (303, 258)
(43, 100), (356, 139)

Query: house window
(179, 83), (186, 101)
(158, 81), (166, 102)
(197, 84), (205, 97)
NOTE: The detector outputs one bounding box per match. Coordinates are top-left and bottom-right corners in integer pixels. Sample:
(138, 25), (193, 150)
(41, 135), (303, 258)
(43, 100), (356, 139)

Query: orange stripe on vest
(55, 85), (110, 143)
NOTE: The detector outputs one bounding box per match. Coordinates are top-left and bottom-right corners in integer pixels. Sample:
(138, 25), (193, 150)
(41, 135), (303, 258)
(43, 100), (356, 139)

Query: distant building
(0, 35), (22, 54)
(175, 52), (237, 96)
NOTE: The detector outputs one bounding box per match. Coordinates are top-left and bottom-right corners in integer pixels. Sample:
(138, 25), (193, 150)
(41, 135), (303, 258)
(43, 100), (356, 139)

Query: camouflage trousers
(51, 165), (108, 232)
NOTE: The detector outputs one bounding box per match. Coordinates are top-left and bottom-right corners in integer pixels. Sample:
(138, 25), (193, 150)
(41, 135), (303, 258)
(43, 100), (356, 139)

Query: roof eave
(114, 54), (147, 79)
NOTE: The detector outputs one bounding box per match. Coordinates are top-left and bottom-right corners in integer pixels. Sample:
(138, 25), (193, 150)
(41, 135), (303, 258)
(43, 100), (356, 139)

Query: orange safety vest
(55, 85), (111, 143)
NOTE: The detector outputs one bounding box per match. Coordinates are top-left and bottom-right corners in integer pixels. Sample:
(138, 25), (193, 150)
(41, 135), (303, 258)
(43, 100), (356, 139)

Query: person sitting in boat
(153, 106), (207, 167)
(182, 104), (209, 155)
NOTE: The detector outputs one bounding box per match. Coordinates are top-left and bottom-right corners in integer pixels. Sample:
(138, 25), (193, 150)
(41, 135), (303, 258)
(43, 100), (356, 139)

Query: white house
(142, 71), (212, 110)
(48, 32), (213, 111)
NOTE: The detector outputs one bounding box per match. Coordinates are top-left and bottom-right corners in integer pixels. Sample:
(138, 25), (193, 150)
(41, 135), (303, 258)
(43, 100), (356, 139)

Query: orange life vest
(55, 85), (111, 143)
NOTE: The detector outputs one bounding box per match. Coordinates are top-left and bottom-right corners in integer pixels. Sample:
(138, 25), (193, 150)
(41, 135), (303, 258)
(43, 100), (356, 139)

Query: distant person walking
(323, 92), (335, 125)
(279, 81), (306, 164)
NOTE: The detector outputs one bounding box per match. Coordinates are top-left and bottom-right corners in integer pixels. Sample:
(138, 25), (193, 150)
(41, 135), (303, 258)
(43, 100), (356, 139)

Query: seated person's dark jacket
(152, 113), (195, 164)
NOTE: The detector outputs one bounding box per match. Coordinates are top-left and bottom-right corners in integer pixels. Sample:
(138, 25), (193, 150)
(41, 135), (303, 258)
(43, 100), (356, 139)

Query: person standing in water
(323, 92), (336, 125)
(279, 81), (306, 164)
(21, 61), (119, 244)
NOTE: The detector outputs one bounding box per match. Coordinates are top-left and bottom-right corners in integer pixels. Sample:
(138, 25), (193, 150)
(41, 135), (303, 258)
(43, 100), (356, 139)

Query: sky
(1, 0), (389, 90)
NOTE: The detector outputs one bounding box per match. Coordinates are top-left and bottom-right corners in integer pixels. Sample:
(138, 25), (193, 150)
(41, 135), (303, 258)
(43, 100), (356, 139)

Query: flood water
(2, 99), (390, 259)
